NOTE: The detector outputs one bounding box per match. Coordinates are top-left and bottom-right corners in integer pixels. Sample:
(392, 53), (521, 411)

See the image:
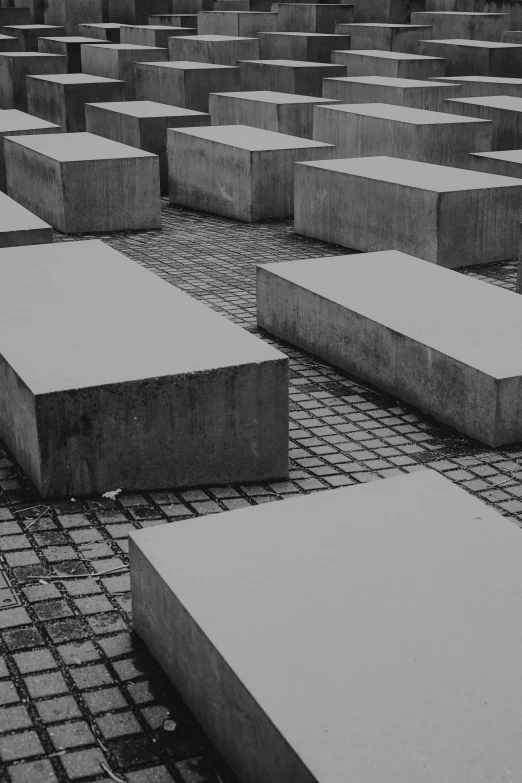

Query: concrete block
(0, 23), (64, 51)
(0, 188), (52, 245)
(294, 156), (522, 267)
(259, 32), (350, 61)
(131, 467), (522, 783)
(331, 47), (445, 78)
(470, 148), (522, 178)
(353, 0), (426, 23)
(43, 0), (105, 35)
(502, 29), (522, 42)
(0, 52), (66, 110)
(430, 74), (522, 97)
(135, 60), (239, 111)
(78, 22), (121, 42)
(0, 6), (31, 25)
(27, 73), (125, 131)
(149, 13), (198, 26)
(257, 253), (522, 445)
(209, 90), (339, 137)
(425, 0), (513, 10)
(169, 34), (259, 65)
(338, 22), (432, 52)
(197, 10), (277, 35)
(240, 59), (346, 96)
(0, 33), (17, 50)
(168, 123), (335, 220)
(0, 108), (60, 189)
(4, 131), (161, 232)
(444, 95), (522, 149)
(161, 0), (213, 13)
(322, 76), (458, 110)
(413, 11), (510, 40)
(277, 3), (353, 33)
(85, 99), (209, 193)
(38, 36), (105, 72)
(215, 0), (274, 10)
(418, 38), (522, 76)
(108, 0), (170, 25)
(313, 102), (492, 167)
(120, 24), (196, 48)
(81, 43), (168, 100)
(0, 239), (288, 497)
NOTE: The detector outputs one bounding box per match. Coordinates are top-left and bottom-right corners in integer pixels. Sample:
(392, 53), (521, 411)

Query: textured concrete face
(338, 22), (433, 52)
(412, 10), (510, 40)
(294, 156), (522, 268)
(80, 43), (168, 99)
(332, 48), (445, 78)
(120, 24), (196, 48)
(277, 3), (354, 33)
(470, 149), (522, 179)
(197, 10), (277, 35)
(78, 22), (121, 42)
(4, 131), (161, 233)
(135, 60), (240, 111)
(322, 75), (459, 110)
(148, 13), (198, 26)
(43, 0), (105, 35)
(353, 0), (426, 23)
(432, 74), (522, 97)
(131, 468), (522, 783)
(312, 102), (492, 167)
(257, 251), (522, 445)
(0, 33), (17, 52)
(240, 58), (347, 96)
(419, 38), (522, 76)
(0, 239), (288, 497)
(168, 123), (336, 220)
(0, 52), (66, 110)
(108, 0), (171, 24)
(0, 23), (64, 51)
(0, 108), (60, 189)
(444, 95), (522, 150)
(38, 35), (106, 72)
(169, 33), (259, 65)
(258, 32), (350, 62)
(0, 7), (31, 26)
(0, 189), (52, 247)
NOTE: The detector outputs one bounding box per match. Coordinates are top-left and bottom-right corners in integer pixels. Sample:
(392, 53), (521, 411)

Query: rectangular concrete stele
(196, 10), (277, 36)
(0, 34), (17, 51)
(168, 34), (259, 65)
(0, 239), (288, 497)
(257, 253), (522, 445)
(322, 76), (459, 111)
(0, 24), (64, 51)
(418, 38), (522, 76)
(80, 43), (168, 100)
(38, 36), (106, 72)
(43, 0), (106, 35)
(0, 52), (66, 110)
(209, 90), (339, 137)
(470, 149), (522, 181)
(85, 99), (209, 194)
(168, 123), (335, 220)
(445, 95), (522, 149)
(338, 22), (433, 53)
(430, 74), (522, 97)
(332, 48), (445, 78)
(0, 188), (52, 247)
(258, 32), (350, 62)
(313, 102), (492, 167)
(352, 0), (426, 23)
(412, 11), (511, 41)
(149, 14), (198, 27)
(4, 131), (161, 233)
(240, 59), (347, 96)
(131, 467), (522, 783)
(0, 7), (31, 26)
(294, 156), (522, 267)
(0, 108), (60, 190)
(13, 0), (44, 25)
(135, 61), (239, 111)
(78, 22), (121, 43)
(276, 4), (354, 34)
(120, 24), (196, 48)
(503, 30), (522, 43)
(108, 0), (175, 25)
(26, 73), (125, 132)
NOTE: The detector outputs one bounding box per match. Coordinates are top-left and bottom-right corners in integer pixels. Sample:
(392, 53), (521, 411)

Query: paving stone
(48, 720), (95, 750)
(36, 695), (82, 723)
(96, 710), (142, 738)
(60, 747), (107, 779)
(0, 731), (44, 761)
(0, 681), (19, 705)
(7, 759), (58, 783)
(24, 671), (68, 698)
(70, 664), (113, 690)
(0, 704), (32, 732)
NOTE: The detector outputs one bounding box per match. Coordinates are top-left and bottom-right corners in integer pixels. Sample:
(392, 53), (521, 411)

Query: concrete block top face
(27, 73), (124, 85)
(0, 51), (64, 59)
(472, 150), (522, 164)
(214, 89), (339, 104)
(0, 108), (60, 132)
(130, 468), (522, 783)
(0, 190), (51, 232)
(241, 58), (343, 68)
(2, 24), (60, 30)
(0, 34), (16, 41)
(122, 24), (189, 31)
(261, 31), (348, 38)
(87, 100), (208, 119)
(173, 34), (258, 41)
(416, 11), (509, 16)
(327, 75), (451, 88)
(84, 43), (167, 52)
(40, 36), (106, 43)
(140, 60), (237, 70)
(171, 122), (334, 150)
(341, 22), (431, 28)
(339, 48), (443, 61)
(325, 101), (491, 125)
(0, 240), (284, 395)
(5, 131), (157, 162)
(446, 95), (522, 112)
(427, 38), (522, 49)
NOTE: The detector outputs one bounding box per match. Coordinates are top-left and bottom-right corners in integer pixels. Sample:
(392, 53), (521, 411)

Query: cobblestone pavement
(0, 199), (520, 783)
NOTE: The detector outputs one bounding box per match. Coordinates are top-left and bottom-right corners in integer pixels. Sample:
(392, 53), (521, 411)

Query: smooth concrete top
(0, 240), (284, 394)
(86, 100), (207, 118)
(342, 22), (430, 29)
(83, 23), (122, 29)
(172, 34), (257, 41)
(240, 58), (342, 68)
(40, 36), (106, 44)
(28, 73), (125, 85)
(2, 24), (61, 31)
(434, 75), (522, 85)
(446, 95), (522, 112)
(472, 149), (522, 163)
(418, 10), (508, 16)
(4, 131), (157, 162)
(262, 31), (350, 38)
(130, 468), (522, 783)
(0, 108), (59, 133)
(139, 60), (237, 70)
(325, 75), (451, 88)
(214, 89), (339, 104)
(122, 25), (188, 31)
(339, 48), (443, 61)
(83, 43), (166, 51)
(0, 52), (64, 59)
(427, 38), (522, 49)
(0, 190), (50, 233)
(322, 102), (490, 125)
(172, 123), (334, 151)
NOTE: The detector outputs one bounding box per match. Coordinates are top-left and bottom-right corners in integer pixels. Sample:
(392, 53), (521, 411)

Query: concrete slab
(135, 60), (239, 111)
(0, 239), (288, 497)
(444, 95), (522, 149)
(277, 3), (354, 33)
(0, 33), (17, 51)
(258, 32), (350, 62)
(294, 156), (522, 267)
(43, 0), (105, 35)
(0, 7), (31, 27)
(412, 11), (510, 40)
(209, 89), (339, 137)
(352, 0), (425, 23)
(337, 22), (433, 52)
(120, 24), (196, 48)
(131, 468), (522, 783)
(0, 188), (52, 246)
(430, 74), (522, 97)
(322, 75), (459, 111)
(331, 48), (445, 78)
(26, 73), (125, 131)
(4, 131), (161, 233)
(313, 102), (492, 167)
(0, 52), (66, 110)
(418, 38), (522, 76)
(240, 59), (346, 96)
(258, 253), (522, 445)
(81, 42), (168, 100)
(37, 35), (106, 72)
(148, 14), (198, 27)
(13, 0), (44, 25)
(168, 123), (336, 220)
(197, 10), (277, 35)
(169, 34), (259, 65)
(108, 0), (170, 25)
(0, 108), (60, 189)
(469, 148), (522, 178)
(0, 23), (64, 51)
(85, 99), (209, 193)
(502, 29), (522, 42)
(78, 22), (121, 43)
